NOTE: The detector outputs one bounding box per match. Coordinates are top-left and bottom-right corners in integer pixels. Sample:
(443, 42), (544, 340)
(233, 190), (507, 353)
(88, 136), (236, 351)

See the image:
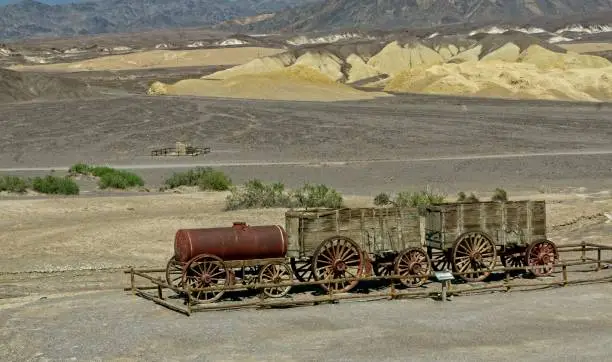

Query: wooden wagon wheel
(182, 254), (230, 303)
(311, 236), (365, 293)
(165, 256), (185, 290)
(394, 248), (432, 288)
(290, 257), (313, 282)
(427, 246), (452, 272)
(525, 239), (558, 277)
(258, 262), (293, 298)
(451, 232), (497, 282)
(373, 261), (393, 278)
(500, 246), (527, 270)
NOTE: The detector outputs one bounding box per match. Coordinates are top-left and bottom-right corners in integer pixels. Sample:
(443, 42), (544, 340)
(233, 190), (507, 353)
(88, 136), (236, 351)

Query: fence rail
(125, 241), (612, 316)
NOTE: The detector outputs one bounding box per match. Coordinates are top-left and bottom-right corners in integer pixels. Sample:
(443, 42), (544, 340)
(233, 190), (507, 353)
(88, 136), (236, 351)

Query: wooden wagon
(285, 206), (432, 293)
(423, 200), (559, 282)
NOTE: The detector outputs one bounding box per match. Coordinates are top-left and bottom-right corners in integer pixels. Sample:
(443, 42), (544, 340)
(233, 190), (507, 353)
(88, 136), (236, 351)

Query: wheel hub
(333, 260), (346, 272)
(201, 274), (212, 284)
(539, 253), (551, 264)
(471, 252), (482, 262)
(409, 262), (422, 274)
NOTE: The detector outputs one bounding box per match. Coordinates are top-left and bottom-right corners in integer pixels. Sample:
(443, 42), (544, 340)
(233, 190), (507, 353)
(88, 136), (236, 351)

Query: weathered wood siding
(424, 201), (547, 250)
(285, 207), (422, 258)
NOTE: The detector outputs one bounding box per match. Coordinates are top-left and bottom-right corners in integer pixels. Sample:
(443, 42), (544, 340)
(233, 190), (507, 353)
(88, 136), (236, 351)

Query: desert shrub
(225, 179), (292, 210)
(374, 192), (392, 206)
(0, 175), (28, 193)
(68, 162), (90, 175)
(492, 188), (508, 202)
(457, 191), (479, 203)
(292, 183), (344, 209)
(164, 167), (231, 191)
(31, 175), (79, 195)
(69, 163), (144, 190)
(98, 170), (144, 189)
(395, 188), (446, 208)
(89, 166), (117, 178)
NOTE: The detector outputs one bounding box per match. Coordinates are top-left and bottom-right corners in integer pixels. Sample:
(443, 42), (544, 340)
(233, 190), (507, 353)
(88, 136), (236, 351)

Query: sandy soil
(7, 47), (285, 72)
(0, 191), (609, 275)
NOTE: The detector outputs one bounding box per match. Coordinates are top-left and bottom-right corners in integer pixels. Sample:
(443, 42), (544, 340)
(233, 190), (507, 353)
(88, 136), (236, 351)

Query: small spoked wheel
(311, 236), (365, 293)
(258, 262), (293, 298)
(525, 239), (558, 277)
(182, 254), (230, 303)
(394, 248), (432, 288)
(165, 256), (185, 291)
(452, 232), (497, 282)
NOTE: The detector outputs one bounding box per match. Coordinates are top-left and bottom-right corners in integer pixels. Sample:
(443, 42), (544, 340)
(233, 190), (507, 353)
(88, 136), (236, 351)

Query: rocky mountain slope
(0, 0), (318, 39)
(219, 0), (612, 33)
(0, 67), (98, 102)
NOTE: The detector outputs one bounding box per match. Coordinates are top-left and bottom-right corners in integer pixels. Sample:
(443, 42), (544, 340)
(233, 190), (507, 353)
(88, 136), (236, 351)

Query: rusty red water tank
(174, 222), (288, 263)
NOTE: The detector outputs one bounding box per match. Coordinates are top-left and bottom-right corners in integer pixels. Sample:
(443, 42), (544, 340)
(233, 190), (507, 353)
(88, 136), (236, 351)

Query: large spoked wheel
(427, 246), (452, 272)
(165, 256), (185, 291)
(182, 254), (230, 303)
(258, 262), (293, 298)
(311, 236), (365, 293)
(290, 257), (313, 282)
(525, 239), (558, 277)
(394, 248), (432, 288)
(452, 232), (497, 282)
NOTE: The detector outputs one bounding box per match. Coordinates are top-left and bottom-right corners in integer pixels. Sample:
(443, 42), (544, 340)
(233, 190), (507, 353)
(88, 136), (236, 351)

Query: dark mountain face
(218, 0), (612, 33)
(0, 0), (319, 39)
(1, 0), (611, 41)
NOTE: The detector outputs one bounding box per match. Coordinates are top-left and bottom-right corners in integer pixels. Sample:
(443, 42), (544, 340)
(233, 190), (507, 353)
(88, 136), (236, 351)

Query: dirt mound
(8, 47), (286, 72)
(149, 64), (390, 102)
(384, 58), (612, 102)
(0, 68), (96, 103)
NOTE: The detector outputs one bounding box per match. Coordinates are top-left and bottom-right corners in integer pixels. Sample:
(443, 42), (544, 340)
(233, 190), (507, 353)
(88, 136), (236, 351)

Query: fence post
(130, 267), (135, 295)
(562, 265), (567, 286)
(597, 249), (602, 271)
(581, 242), (586, 262)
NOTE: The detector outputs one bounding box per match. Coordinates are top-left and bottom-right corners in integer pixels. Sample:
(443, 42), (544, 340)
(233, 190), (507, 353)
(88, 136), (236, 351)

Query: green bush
(98, 170), (144, 189)
(31, 175), (79, 195)
(164, 167), (232, 191)
(69, 163), (144, 190)
(373, 192), (392, 206)
(492, 188), (508, 202)
(224, 180), (344, 211)
(68, 162), (90, 175)
(292, 183), (344, 209)
(457, 191), (480, 203)
(225, 179), (292, 210)
(394, 188), (446, 208)
(0, 175), (28, 193)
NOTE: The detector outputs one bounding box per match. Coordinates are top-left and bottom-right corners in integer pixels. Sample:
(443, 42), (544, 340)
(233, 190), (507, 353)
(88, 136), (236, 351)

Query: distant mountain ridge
(218, 0), (612, 33)
(1, 0), (612, 41)
(0, 0), (318, 39)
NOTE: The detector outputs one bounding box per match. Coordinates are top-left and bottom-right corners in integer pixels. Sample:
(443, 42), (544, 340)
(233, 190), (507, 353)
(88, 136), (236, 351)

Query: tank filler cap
(232, 221), (248, 228)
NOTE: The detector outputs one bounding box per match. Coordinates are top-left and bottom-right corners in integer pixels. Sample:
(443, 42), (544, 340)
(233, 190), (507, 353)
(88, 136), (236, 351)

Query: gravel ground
(1, 283), (612, 361)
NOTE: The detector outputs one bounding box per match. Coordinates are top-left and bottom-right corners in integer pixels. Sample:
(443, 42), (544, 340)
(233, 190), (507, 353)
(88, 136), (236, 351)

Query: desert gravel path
(2, 149), (611, 172)
(1, 283), (612, 361)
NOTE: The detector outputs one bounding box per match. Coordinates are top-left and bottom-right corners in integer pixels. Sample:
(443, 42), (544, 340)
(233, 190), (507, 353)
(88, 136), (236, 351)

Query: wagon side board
(285, 207), (422, 258)
(424, 200), (547, 250)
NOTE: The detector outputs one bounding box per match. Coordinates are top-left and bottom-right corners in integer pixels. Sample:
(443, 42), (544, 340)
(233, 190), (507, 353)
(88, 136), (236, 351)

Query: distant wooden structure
(150, 141), (211, 157)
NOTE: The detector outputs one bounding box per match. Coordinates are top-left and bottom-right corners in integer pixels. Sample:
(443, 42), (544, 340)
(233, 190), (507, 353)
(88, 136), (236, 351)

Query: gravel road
(1, 283), (612, 361)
